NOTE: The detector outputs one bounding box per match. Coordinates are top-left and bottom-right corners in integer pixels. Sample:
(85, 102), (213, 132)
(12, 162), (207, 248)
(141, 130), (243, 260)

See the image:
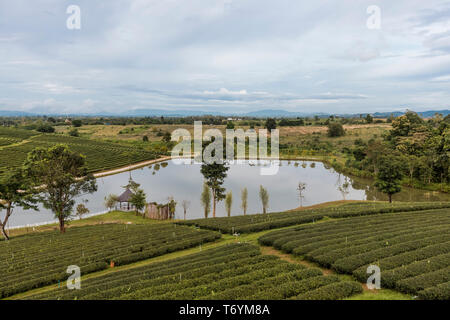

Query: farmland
(178, 201), (450, 234)
(0, 127), (162, 178)
(2, 202), (450, 300)
(258, 208), (450, 299)
(0, 223), (220, 298)
(22, 243), (362, 300)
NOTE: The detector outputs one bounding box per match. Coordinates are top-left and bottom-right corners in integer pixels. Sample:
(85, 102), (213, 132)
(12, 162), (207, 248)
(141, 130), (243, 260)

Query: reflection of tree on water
(338, 177), (350, 200)
(350, 176), (450, 202)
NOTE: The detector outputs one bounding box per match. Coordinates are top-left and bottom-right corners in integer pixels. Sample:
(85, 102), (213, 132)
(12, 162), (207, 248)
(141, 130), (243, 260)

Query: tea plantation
(0, 223), (220, 298)
(178, 202), (450, 234)
(259, 208), (450, 299)
(0, 127), (161, 177)
(24, 243), (362, 300)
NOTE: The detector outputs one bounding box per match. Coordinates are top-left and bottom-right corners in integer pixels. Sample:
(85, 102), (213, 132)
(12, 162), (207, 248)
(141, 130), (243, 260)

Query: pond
(2, 159), (450, 227)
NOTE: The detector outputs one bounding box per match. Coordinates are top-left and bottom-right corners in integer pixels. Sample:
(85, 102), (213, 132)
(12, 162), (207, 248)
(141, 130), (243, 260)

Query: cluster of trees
(345, 112), (450, 190)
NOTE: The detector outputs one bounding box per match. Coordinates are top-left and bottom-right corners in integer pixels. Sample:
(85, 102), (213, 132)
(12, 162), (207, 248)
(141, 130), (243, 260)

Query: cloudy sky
(0, 0), (449, 115)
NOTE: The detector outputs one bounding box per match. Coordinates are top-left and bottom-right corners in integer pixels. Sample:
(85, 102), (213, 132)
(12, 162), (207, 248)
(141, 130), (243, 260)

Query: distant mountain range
(1, 108), (449, 118)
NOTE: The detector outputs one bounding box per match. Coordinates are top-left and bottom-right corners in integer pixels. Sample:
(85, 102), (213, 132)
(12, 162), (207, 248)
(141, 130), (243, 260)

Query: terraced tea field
(259, 208), (450, 299)
(178, 202), (450, 234)
(0, 127), (161, 177)
(0, 223), (220, 298)
(23, 243), (362, 300)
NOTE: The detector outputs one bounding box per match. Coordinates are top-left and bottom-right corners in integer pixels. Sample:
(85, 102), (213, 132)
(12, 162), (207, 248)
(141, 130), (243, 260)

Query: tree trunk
(212, 191), (216, 218)
(1, 205), (13, 240)
(0, 223), (9, 241)
(58, 216), (66, 233)
(184, 209), (186, 220)
(388, 194), (392, 203)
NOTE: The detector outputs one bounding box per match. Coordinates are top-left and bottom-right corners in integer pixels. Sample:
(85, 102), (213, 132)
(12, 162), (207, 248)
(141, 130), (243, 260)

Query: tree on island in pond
(374, 156), (403, 203)
(201, 182), (211, 218)
(241, 187), (248, 215)
(225, 191), (233, 217)
(23, 144), (97, 233)
(0, 169), (38, 240)
(259, 185), (269, 214)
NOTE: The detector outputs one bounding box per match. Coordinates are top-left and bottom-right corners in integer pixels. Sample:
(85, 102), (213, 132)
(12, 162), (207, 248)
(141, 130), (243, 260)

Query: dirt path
(93, 156), (174, 178)
(260, 246), (334, 275)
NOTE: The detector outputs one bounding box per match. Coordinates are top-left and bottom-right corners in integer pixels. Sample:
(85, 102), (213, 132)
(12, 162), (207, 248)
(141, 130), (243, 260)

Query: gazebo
(118, 188), (134, 211)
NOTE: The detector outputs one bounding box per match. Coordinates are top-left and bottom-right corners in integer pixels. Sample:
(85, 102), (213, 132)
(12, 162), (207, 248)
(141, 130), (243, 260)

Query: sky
(0, 0), (449, 115)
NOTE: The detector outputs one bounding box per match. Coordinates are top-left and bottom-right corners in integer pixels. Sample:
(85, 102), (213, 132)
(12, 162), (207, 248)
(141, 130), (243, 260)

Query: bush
(327, 122), (345, 137)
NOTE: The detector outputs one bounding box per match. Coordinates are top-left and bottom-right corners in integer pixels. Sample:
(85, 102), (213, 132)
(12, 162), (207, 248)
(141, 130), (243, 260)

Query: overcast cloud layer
(0, 0), (449, 115)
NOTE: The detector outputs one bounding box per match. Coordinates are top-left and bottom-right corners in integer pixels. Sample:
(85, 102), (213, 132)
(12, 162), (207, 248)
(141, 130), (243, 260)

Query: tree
(265, 118), (277, 131)
(72, 119), (82, 127)
(68, 128), (79, 137)
(0, 170), (37, 240)
(104, 194), (119, 211)
(200, 162), (229, 218)
(181, 200), (190, 220)
(23, 144), (97, 233)
(76, 202), (89, 220)
(200, 182), (211, 218)
(297, 182), (307, 207)
(365, 114), (373, 124)
(36, 123), (55, 133)
(225, 191), (233, 217)
(129, 189), (146, 216)
(167, 196), (177, 219)
(162, 131), (171, 143)
(259, 185), (269, 214)
(327, 122), (345, 137)
(374, 156), (403, 203)
(226, 121), (235, 130)
(241, 187), (248, 215)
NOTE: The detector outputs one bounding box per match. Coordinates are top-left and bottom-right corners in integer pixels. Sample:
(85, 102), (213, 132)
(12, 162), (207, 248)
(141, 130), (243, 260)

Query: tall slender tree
(241, 187), (248, 215)
(200, 182), (211, 218)
(259, 185), (269, 214)
(225, 191), (233, 217)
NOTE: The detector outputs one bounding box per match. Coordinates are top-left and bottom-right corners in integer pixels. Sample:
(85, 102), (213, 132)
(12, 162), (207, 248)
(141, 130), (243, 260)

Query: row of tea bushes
(24, 243), (362, 300)
(258, 208), (450, 297)
(0, 223), (220, 298)
(0, 132), (161, 178)
(178, 202), (450, 234)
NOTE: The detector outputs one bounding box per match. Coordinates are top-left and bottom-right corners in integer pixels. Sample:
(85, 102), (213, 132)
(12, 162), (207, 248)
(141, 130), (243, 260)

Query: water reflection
(2, 160), (449, 227)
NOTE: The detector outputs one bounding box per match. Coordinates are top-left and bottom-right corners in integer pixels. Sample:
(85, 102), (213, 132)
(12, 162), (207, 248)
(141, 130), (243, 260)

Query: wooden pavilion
(117, 188), (134, 211)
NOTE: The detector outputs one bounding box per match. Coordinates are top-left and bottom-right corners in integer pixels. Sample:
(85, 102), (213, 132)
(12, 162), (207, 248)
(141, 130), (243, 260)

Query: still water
(2, 160), (449, 227)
